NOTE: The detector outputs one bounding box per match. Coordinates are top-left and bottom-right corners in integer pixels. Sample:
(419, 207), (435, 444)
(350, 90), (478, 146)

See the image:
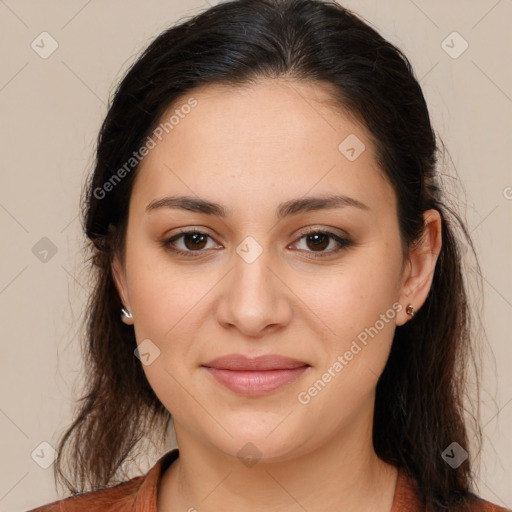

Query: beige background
(0, 0), (511, 510)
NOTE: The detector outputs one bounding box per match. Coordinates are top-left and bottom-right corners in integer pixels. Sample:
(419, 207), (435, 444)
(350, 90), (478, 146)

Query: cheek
(295, 277), (398, 430)
(299, 262), (399, 342)
(125, 256), (207, 418)
(126, 246), (210, 340)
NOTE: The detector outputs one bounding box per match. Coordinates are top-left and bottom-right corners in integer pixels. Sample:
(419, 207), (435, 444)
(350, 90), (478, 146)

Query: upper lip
(202, 354), (309, 371)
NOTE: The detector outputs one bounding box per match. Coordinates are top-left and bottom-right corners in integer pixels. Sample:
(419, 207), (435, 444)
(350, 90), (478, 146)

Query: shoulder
(26, 448), (180, 512)
(453, 494), (511, 512)
(394, 469), (510, 512)
(25, 475), (145, 512)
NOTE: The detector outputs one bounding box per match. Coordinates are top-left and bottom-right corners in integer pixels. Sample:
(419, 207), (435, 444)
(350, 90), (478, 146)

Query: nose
(215, 246), (292, 338)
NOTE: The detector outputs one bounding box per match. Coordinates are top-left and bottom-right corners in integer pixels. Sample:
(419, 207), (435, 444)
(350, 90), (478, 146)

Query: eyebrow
(145, 193), (370, 219)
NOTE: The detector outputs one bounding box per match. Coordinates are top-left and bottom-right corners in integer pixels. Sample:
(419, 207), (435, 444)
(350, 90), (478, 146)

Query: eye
(161, 227), (352, 258)
(290, 228), (353, 259)
(162, 229), (221, 257)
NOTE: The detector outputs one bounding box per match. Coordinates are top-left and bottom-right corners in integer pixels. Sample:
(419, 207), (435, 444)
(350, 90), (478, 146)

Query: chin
(201, 422), (311, 465)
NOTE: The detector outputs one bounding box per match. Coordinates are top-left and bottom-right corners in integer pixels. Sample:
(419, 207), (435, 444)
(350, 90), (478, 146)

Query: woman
(28, 0), (509, 510)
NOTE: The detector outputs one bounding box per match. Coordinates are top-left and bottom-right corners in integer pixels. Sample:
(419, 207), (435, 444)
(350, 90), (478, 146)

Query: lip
(203, 354), (309, 371)
(201, 354), (310, 396)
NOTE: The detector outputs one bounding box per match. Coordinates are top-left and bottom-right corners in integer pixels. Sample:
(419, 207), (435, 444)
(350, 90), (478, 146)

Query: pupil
(185, 233), (206, 250)
(308, 233), (328, 251)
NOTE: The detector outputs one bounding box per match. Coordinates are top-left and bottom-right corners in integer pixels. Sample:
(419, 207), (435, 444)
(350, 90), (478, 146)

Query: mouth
(201, 354), (310, 396)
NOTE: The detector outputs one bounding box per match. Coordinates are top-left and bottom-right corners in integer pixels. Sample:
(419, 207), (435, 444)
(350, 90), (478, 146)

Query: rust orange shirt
(27, 449), (510, 512)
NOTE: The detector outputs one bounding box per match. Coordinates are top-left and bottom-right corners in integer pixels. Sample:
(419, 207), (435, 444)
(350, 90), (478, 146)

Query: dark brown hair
(54, 0), (488, 509)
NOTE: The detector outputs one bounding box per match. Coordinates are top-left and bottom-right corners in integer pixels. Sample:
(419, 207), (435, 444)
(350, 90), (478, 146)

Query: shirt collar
(133, 448), (179, 512)
(132, 450), (423, 512)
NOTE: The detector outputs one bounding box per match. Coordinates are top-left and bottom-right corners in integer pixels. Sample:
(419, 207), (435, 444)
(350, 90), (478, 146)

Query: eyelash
(161, 228), (353, 259)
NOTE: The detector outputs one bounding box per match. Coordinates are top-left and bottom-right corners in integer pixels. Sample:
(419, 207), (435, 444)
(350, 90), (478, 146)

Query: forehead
(130, 79), (394, 220)
(153, 78), (364, 160)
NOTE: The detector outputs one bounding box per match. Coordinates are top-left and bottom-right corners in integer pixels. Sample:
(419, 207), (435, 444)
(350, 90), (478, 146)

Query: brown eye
(162, 228), (352, 259)
(304, 232), (330, 251)
(291, 229), (352, 258)
(181, 232), (208, 250)
(162, 229), (220, 257)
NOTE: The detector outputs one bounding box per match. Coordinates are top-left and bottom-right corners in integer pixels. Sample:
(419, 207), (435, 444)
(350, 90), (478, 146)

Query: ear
(111, 252), (133, 325)
(396, 209), (442, 326)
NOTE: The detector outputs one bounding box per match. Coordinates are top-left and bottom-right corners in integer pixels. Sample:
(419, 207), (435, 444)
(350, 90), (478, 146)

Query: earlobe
(111, 253), (134, 325)
(396, 209), (443, 326)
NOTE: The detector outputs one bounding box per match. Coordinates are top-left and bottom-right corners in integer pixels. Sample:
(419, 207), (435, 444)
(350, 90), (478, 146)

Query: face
(112, 79), (416, 463)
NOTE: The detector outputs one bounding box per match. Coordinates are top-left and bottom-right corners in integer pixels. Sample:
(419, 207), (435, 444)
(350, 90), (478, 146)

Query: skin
(112, 78), (442, 511)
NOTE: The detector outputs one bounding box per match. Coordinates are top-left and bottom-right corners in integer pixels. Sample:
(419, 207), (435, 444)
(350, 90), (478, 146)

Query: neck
(157, 413), (399, 511)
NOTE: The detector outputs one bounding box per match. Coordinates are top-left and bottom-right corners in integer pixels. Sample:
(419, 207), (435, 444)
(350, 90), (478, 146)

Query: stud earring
(406, 304), (415, 318)
(121, 307), (133, 324)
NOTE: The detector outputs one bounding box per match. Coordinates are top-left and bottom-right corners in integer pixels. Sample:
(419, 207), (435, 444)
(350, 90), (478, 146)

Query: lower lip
(203, 366), (309, 396)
